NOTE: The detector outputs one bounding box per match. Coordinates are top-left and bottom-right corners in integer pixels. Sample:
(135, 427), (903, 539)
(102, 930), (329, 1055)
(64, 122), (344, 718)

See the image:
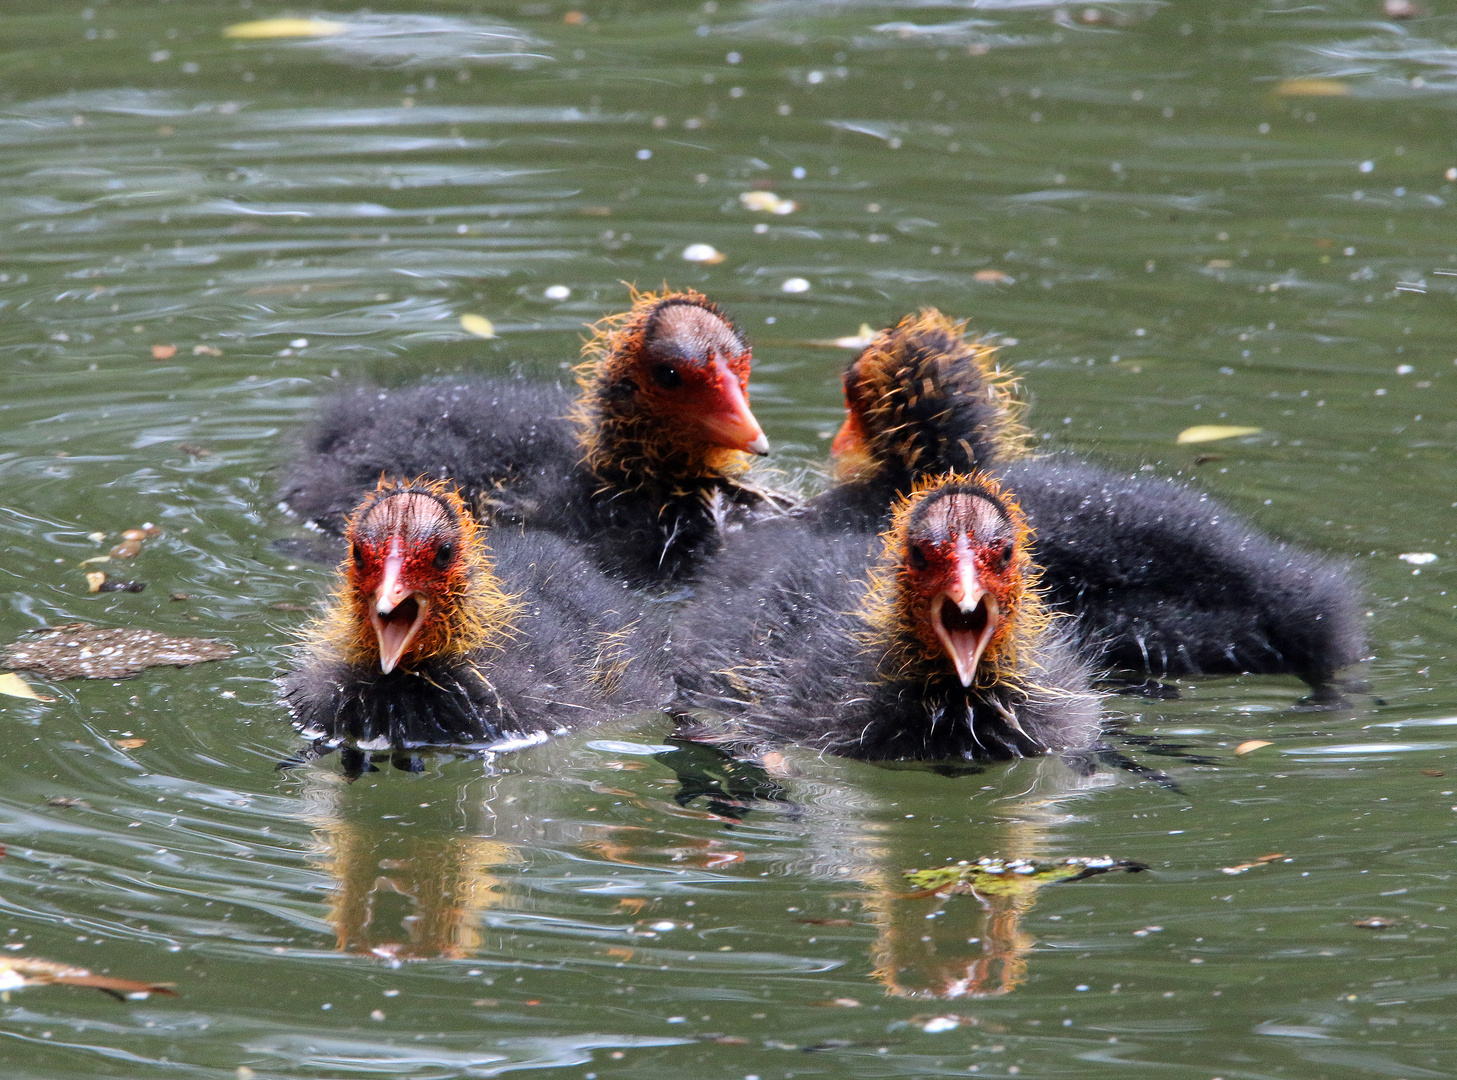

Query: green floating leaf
(904, 856), (1148, 898)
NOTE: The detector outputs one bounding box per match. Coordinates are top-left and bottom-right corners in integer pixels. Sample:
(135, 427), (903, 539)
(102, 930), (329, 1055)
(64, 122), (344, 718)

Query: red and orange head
(830, 308), (1028, 483)
(314, 479), (519, 674)
(866, 474), (1044, 688)
(574, 287), (768, 479)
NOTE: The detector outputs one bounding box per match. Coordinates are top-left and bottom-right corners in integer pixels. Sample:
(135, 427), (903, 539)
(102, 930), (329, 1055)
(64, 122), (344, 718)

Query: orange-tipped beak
(693, 358), (769, 455)
(930, 557), (1000, 687)
(369, 553), (430, 674)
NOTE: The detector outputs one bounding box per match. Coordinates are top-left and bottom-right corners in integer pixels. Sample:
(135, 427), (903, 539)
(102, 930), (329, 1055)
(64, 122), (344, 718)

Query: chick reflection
(300, 770), (517, 961)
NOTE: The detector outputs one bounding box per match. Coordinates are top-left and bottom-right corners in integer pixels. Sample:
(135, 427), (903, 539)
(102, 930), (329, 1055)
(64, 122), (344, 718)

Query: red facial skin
(899, 494), (1021, 687)
(344, 493), (467, 673)
(631, 300), (768, 455)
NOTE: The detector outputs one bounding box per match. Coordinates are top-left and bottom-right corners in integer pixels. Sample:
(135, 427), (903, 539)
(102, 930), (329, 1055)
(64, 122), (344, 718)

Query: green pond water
(1, 0), (1457, 1076)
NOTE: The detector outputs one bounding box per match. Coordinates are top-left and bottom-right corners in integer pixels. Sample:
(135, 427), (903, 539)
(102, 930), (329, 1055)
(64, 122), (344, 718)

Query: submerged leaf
(1176, 425), (1261, 445)
(0, 673), (54, 702)
(904, 855), (1148, 898)
(3, 623), (235, 680)
(224, 18), (346, 39)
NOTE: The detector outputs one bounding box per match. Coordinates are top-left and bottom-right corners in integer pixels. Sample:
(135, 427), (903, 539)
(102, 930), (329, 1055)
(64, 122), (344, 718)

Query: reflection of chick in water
(297, 734), (1126, 998)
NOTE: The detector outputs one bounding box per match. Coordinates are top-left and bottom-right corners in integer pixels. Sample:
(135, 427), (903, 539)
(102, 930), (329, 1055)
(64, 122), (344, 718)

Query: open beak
(369, 553), (430, 674)
(694, 357), (769, 455)
(930, 559), (1000, 688)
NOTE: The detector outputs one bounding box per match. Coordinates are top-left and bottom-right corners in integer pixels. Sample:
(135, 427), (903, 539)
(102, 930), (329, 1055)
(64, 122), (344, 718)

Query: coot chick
(672, 474), (1101, 762)
(283, 479), (667, 760)
(823, 308), (1365, 686)
(276, 288), (786, 587)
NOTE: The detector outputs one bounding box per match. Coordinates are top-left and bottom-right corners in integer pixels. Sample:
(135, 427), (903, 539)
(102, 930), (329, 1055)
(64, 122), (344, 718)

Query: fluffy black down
(998, 456), (1367, 684)
(282, 528), (670, 751)
(275, 377), (771, 587)
(670, 518), (1101, 762)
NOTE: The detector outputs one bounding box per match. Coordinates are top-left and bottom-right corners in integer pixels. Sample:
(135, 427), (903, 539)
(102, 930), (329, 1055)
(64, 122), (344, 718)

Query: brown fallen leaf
(0, 672), (55, 702)
(1421, 769), (1445, 777)
(3, 623), (235, 680)
(615, 898), (648, 915)
(150, 344), (178, 361)
(170, 592), (191, 602)
(109, 539), (143, 559)
(1221, 852), (1287, 875)
(1234, 740), (1273, 756)
(563, 10), (586, 24)
(114, 738), (147, 750)
(0, 956), (176, 1001)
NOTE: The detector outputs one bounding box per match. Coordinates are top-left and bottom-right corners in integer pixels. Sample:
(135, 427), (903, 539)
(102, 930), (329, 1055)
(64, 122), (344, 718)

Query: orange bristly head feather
(862, 472), (1049, 690)
(570, 286), (768, 487)
(304, 478), (523, 674)
(831, 308), (1030, 484)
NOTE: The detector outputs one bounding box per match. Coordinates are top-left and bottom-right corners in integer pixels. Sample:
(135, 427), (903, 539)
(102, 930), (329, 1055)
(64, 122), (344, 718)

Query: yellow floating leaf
(1274, 79), (1351, 98)
(459, 314), (496, 339)
(224, 18), (347, 39)
(85, 572), (106, 593)
(114, 738), (147, 750)
(1177, 425), (1261, 445)
(0, 673), (53, 702)
(739, 191), (797, 214)
(1234, 740), (1272, 756)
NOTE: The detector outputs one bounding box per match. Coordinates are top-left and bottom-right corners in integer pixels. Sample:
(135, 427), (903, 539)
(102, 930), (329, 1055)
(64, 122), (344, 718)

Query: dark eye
(351, 544), (365, 567)
(433, 542), (455, 570)
(651, 363), (683, 390)
(998, 541), (1015, 568)
(908, 543), (928, 570)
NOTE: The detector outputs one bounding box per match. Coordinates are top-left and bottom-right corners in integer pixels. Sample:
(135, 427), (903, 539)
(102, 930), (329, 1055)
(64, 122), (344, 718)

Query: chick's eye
(998, 541), (1015, 568)
(651, 363), (683, 390)
(351, 544), (365, 567)
(433, 542), (455, 570)
(908, 543), (928, 571)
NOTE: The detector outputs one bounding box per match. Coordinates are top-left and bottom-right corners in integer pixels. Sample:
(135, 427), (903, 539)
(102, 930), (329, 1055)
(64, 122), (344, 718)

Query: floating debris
(114, 738), (147, 750)
(459, 314), (496, 339)
(1234, 739), (1272, 756)
(85, 571), (107, 593)
(1353, 916), (1400, 929)
(175, 442), (211, 456)
(0, 956), (176, 1001)
(1399, 552), (1437, 565)
(797, 918), (854, 927)
(813, 997), (861, 1007)
(0, 673), (54, 702)
(3, 623), (235, 680)
(224, 17), (346, 38)
(808, 323), (877, 349)
(1274, 79), (1351, 97)
(904, 855), (1147, 898)
(1176, 425), (1261, 445)
(973, 268), (1014, 284)
(781, 277), (811, 293)
(682, 243), (725, 264)
(191, 344), (223, 357)
(46, 797), (90, 809)
(739, 191), (797, 215)
(1221, 852), (1287, 875)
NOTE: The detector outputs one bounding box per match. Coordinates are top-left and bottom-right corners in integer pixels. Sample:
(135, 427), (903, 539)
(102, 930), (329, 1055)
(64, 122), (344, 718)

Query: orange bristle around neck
(862, 471), (1049, 690)
(833, 308), (1031, 483)
(571, 286), (755, 487)
(303, 478), (522, 670)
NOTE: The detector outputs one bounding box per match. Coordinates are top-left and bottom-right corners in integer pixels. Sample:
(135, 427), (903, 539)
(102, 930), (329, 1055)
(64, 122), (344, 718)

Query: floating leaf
(739, 191), (797, 215)
(85, 571), (106, 593)
(3, 623), (235, 680)
(150, 344), (177, 361)
(1274, 79), (1351, 98)
(459, 314), (496, 339)
(0, 673), (54, 703)
(1177, 425), (1261, 445)
(0, 956), (176, 1000)
(904, 855), (1148, 898)
(114, 738), (147, 750)
(808, 323), (878, 349)
(1353, 916), (1399, 929)
(192, 344), (223, 357)
(973, 268), (1014, 284)
(1234, 739), (1272, 756)
(1221, 852), (1287, 875)
(224, 18), (346, 39)
(682, 243), (725, 264)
